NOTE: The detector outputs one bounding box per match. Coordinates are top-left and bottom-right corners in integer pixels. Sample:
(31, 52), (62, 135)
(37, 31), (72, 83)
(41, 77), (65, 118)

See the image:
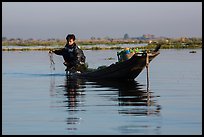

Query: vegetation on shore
(2, 37), (202, 51)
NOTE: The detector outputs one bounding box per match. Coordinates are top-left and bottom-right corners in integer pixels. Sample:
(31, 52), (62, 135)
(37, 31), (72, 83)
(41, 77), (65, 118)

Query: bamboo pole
(146, 52), (150, 91)
(146, 52), (150, 107)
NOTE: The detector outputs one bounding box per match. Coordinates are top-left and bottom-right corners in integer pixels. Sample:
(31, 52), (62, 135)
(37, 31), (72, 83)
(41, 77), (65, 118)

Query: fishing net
(49, 52), (55, 72)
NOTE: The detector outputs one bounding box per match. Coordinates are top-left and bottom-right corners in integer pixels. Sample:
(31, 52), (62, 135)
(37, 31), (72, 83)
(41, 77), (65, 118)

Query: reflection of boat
(92, 80), (161, 116)
(72, 45), (161, 80)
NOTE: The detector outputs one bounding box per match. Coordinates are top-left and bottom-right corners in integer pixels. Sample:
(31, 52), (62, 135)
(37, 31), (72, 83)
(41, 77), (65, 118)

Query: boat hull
(72, 52), (160, 80)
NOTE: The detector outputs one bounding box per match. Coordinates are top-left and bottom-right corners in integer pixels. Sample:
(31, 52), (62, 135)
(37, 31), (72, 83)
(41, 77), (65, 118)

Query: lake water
(2, 48), (202, 135)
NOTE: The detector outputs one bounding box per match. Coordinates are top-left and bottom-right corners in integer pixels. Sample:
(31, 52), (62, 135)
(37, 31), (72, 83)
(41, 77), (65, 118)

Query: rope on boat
(49, 52), (55, 72)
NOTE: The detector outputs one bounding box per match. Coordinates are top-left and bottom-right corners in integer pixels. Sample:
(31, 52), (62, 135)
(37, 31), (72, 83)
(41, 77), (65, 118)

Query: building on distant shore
(131, 34), (156, 41)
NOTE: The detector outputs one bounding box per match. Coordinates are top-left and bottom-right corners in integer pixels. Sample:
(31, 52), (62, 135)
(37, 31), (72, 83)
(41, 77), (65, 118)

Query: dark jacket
(53, 43), (86, 68)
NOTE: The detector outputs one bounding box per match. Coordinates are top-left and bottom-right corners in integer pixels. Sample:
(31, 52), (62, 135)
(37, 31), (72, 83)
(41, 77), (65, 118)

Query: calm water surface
(2, 49), (202, 135)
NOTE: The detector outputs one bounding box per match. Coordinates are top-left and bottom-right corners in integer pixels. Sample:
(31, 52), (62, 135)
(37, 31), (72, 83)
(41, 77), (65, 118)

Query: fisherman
(49, 34), (86, 73)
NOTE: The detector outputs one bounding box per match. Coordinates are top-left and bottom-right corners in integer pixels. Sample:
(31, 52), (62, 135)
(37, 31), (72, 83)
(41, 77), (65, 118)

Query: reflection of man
(63, 76), (85, 129)
(64, 76), (85, 110)
(49, 75), (85, 130)
(65, 77), (79, 109)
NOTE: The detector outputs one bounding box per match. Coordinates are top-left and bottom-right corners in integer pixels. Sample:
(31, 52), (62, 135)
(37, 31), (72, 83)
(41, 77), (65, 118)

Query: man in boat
(49, 34), (86, 73)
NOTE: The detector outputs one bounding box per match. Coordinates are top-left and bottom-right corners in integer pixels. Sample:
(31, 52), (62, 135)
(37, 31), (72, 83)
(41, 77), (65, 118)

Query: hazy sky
(2, 2), (202, 39)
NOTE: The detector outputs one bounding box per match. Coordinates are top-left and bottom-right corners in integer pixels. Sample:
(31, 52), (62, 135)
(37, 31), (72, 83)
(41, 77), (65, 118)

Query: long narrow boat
(70, 45), (161, 81)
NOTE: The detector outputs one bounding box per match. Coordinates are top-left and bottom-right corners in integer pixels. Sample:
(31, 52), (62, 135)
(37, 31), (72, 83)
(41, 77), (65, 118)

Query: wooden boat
(70, 45), (161, 80)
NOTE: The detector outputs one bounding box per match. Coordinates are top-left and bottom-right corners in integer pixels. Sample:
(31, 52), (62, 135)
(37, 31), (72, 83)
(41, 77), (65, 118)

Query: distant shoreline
(2, 37), (202, 51)
(2, 44), (202, 51)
